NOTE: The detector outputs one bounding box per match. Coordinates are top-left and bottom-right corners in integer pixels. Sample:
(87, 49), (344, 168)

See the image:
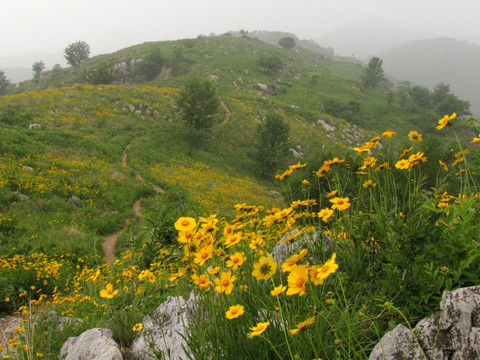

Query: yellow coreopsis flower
(249, 321), (270, 337)
(363, 180), (377, 188)
(408, 131), (423, 142)
(270, 284), (287, 296)
(138, 269), (156, 283)
(318, 207), (334, 223)
(395, 159), (411, 170)
(286, 265), (309, 296)
(225, 304), (244, 319)
(252, 256), (278, 280)
(439, 160), (448, 171)
(471, 134), (480, 143)
(330, 197), (351, 211)
(315, 164), (330, 178)
(436, 112), (457, 130)
(214, 271), (236, 295)
(309, 253), (339, 285)
(191, 273), (213, 291)
(288, 316), (315, 335)
(99, 283), (119, 299)
(282, 249), (308, 272)
(193, 245), (213, 266)
(132, 323), (143, 332)
(174, 217), (197, 232)
(226, 252), (246, 270)
(382, 129), (397, 138)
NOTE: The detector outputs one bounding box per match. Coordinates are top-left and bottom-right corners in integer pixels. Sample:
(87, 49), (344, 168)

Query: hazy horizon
(1, 0), (479, 60)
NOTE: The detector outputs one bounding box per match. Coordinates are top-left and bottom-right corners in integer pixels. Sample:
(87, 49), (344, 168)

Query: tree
(64, 41), (90, 68)
(32, 61), (45, 82)
(136, 46), (165, 80)
(278, 37), (296, 50)
(362, 57), (385, 88)
(177, 78), (220, 131)
(254, 113), (290, 178)
(257, 54), (283, 75)
(0, 70), (10, 95)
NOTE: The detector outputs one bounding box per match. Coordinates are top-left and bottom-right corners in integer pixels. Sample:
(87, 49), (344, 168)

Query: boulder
(132, 292), (198, 360)
(67, 195), (82, 207)
(369, 286), (480, 359)
(60, 328), (123, 360)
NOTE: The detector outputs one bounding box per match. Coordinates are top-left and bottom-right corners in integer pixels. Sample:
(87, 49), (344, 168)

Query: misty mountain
(0, 52), (66, 83)
(317, 19), (437, 58)
(379, 37), (480, 115)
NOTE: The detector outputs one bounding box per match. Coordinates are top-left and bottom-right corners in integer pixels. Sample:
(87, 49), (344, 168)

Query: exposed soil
(102, 144), (165, 263)
(220, 100), (231, 125)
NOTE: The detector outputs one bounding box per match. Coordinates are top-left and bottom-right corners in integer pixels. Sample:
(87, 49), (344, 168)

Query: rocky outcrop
(369, 285), (480, 359)
(60, 328), (123, 360)
(132, 292), (198, 360)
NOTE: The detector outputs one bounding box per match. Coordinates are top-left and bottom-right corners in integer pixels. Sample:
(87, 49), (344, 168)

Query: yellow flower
(207, 266), (220, 276)
(436, 112), (457, 130)
(282, 249), (308, 272)
(270, 284), (287, 296)
(315, 164), (330, 177)
(399, 146), (413, 158)
(191, 273), (213, 290)
(382, 129), (397, 138)
(194, 245), (214, 266)
(138, 269), (156, 283)
(174, 217), (197, 232)
(330, 197), (351, 211)
(471, 134), (480, 143)
(289, 162), (307, 170)
(408, 131), (422, 142)
(318, 207), (333, 223)
(225, 304), (244, 319)
(439, 160), (448, 171)
(99, 283), (118, 299)
(309, 253), (339, 285)
(224, 232), (243, 248)
(286, 265), (309, 296)
(288, 316), (315, 335)
(374, 162), (389, 172)
(249, 321), (270, 337)
(214, 271), (236, 295)
(302, 179), (310, 186)
(359, 156), (377, 170)
(363, 180), (377, 188)
(226, 252), (246, 270)
(275, 169), (293, 180)
(395, 159), (411, 170)
(252, 256), (278, 280)
(325, 189), (338, 198)
(324, 157), (345, 166)
(132, 323), (143, 332)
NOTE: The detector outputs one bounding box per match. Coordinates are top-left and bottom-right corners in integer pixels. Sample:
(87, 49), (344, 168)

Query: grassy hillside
(1, 34), (479, 359)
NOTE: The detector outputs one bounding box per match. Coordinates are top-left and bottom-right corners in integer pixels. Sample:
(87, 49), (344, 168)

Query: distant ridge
(379, 37), (480, 115)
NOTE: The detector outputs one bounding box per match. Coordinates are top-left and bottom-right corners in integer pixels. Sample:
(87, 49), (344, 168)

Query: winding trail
(102, 144), (165, 263)
(220, 100), (231, 125)
(233, 80), (240, 92)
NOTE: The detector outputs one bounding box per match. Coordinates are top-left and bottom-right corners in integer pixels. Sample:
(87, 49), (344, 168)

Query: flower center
(296, 277), (306, 287)
(222, 279), (230, 287)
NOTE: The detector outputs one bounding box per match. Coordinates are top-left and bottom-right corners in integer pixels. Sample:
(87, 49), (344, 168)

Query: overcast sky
(1, 0), (479, 59)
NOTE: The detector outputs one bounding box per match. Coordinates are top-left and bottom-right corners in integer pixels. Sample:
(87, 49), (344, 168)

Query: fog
(1, 0), (479, 60)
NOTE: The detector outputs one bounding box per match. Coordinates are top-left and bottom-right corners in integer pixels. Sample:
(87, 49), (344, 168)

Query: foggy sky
(1, 0), (480, 59)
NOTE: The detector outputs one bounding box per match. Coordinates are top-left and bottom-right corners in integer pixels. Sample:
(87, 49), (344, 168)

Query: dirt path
(220, 100), (231, 125)
(233, 80), (239, 92)
(102, 144), (166, 263)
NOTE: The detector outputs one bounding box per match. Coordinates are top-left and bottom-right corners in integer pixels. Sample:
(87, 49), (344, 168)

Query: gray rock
(369, 286), (480, 360)
(42, 310), (83, 331)
(67, 195), (82, 207)
(17, 193), (29, 201)
(272, 229), (332, 266)
(132, 292), (198, 360)
(60, 328), (123, 360)
(28, 123), (41, 129)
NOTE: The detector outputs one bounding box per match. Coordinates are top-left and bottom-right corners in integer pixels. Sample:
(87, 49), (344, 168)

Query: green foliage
(0, 70), (10, 95)
(278, 36), (296, 50)
(64, 41), (91, 67)
(176, 77), (220, 131)
(257, 54), (284, 75)
(324, 98), (362, 124)
(253, 112), (290, 178)
(136, 46), (165, 80)
(362, 57), (385, 88)
(32, 61), (45, 82)
(84, 62), (118, 84)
